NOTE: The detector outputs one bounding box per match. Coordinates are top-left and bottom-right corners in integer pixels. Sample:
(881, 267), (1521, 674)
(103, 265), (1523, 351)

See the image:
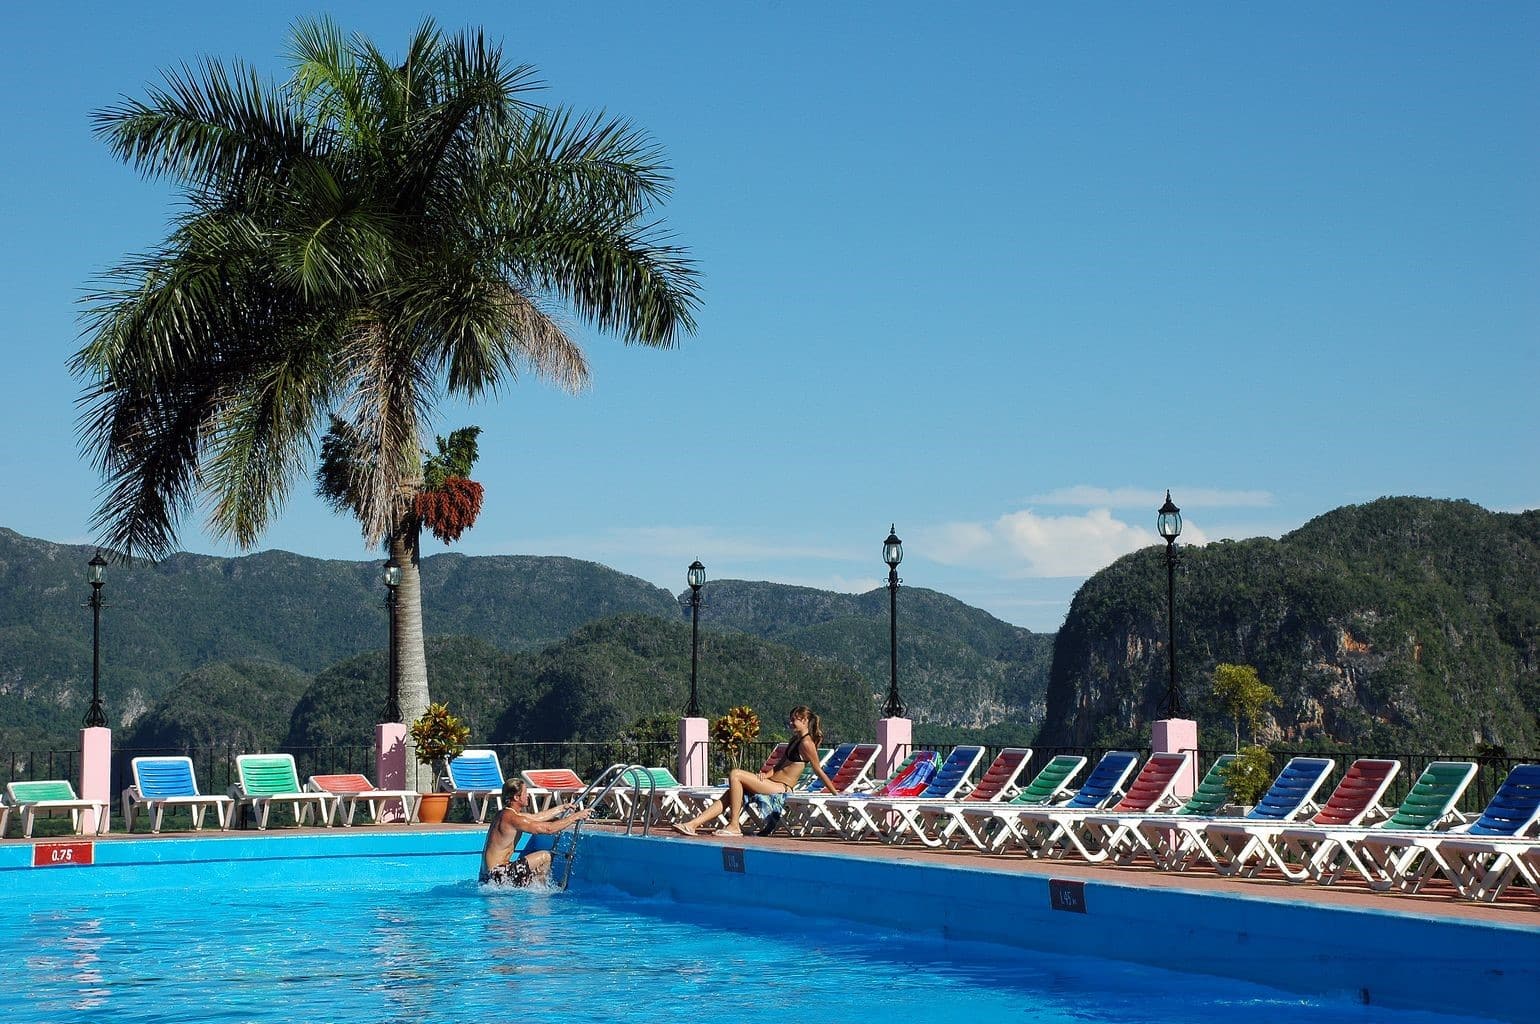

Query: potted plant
(710, 705), (760, 779)
(410, 702), (470, 823)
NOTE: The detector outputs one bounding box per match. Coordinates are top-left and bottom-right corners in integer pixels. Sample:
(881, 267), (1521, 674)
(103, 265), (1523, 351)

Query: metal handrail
(576, 762), (655, 836)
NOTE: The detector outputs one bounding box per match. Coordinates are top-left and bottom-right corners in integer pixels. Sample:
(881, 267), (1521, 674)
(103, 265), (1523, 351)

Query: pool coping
(4, 820), (1535, 925)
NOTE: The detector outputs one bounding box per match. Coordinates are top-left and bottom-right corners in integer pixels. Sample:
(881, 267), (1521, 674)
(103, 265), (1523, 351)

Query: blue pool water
(12, 874), (1502, 1024)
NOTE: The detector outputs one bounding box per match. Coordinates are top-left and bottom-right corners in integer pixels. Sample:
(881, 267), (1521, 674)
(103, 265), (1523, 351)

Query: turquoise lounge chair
(230, 754), (336, 829)
(4, 780), (110, 838)
(1345, 762), (1540, 895)
(966, 750), (1141, 855)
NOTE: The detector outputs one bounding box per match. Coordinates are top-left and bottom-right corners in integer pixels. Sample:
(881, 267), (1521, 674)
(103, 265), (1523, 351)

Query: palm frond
(93, 57), (313, 190)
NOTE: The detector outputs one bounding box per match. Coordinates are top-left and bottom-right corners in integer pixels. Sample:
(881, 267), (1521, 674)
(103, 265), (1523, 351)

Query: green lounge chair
(1078, 753), (1240, 864)
(5, 780), (111, 838)
(1267, 760), (1478, 884)
(947, 754), (1088, 851)
(230, 754), (336, 829)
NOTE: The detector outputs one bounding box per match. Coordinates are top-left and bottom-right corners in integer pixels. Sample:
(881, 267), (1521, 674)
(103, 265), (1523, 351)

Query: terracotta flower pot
(417, 792), (451, 824)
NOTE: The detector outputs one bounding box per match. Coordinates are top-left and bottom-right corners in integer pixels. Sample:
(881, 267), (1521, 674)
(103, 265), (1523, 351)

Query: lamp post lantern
(882, 525), (906, 718)
(686, 560), (705, 717)
(382, 558), (402, 723)
(1157, 491), (1183, 719)
(83, 552), (109, 728)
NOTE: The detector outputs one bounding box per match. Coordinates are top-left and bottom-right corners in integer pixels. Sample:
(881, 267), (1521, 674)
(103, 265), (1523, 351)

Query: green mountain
(1040, 498), (1540, 754)
(0, 528), (677, 749)
(688, 580), (1053, 730)
(276, 616), (876, 749)
(0, 528), (1032, 751)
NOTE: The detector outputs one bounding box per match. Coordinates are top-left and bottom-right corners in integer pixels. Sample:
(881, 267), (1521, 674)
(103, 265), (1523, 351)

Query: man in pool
(480, 779), (593, 887)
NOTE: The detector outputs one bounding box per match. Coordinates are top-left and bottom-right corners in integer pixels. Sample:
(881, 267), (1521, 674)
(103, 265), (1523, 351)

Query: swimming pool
(10, 872), (1499, 1024)
(3, 831), (1530, 1024)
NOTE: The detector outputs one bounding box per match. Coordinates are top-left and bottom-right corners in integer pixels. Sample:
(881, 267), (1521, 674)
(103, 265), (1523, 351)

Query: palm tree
(72, 18), (699, 784)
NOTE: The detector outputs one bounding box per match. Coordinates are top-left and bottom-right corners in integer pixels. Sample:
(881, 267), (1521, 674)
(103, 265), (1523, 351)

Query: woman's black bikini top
(775, 734), (810, 769)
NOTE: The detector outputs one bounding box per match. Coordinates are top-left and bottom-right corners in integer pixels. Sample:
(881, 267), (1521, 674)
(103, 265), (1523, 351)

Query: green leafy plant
(710, 705), (760, 771)
(409, 702), (470, 771)
(1221, 744), (1275, 806)
(1211, 663), (1278, 751)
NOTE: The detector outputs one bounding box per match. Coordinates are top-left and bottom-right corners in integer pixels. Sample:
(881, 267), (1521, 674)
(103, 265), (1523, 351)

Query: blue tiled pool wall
(5, 830), (1534, 1023)
(575, 834), (1537, 1023)
(0, 830), (483, 896)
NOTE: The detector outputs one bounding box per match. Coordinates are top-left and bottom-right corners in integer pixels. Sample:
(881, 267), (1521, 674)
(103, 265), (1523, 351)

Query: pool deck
(42, 819), (1537, 926)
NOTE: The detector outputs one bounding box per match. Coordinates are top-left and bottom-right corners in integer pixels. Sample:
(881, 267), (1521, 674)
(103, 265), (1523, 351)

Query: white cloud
(921, 507), (1210, 579)
(1027, 485), (1274, 509)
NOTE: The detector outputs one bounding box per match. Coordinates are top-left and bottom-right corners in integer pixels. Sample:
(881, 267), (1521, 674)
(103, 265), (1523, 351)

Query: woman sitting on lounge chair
(673, 705), (841, 837)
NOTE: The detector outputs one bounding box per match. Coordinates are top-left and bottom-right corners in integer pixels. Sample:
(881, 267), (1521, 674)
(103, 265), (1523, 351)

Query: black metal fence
(3, 738), (1530, 835)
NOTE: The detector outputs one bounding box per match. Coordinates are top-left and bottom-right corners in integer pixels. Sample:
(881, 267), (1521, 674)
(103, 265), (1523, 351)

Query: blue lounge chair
(969, 750), (1142, 855)
(444, 749), (507, 823)
(123, 755), (235, 832)
(1204, 758), (1402, 876)
(1016, 751), (1193, 861)
(1141, 756), (1337, 870)
(828, 747), (980, 840)
(869, 746), (1033, 846)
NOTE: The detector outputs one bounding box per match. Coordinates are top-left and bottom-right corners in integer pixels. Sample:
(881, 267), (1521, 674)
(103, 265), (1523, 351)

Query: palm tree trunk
(390, 521), (432, 791)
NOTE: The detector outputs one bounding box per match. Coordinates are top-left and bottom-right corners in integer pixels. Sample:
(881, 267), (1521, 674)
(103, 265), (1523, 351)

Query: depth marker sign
(32, 841), (95, 868)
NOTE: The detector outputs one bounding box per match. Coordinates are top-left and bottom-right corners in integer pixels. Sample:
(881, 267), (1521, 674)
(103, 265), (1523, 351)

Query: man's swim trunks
(482, 858), (535, 888)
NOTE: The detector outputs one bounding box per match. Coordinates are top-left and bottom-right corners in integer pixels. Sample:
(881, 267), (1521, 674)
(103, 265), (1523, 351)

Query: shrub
(710, 705), (760, 771)
(1222, 744), (1275, 806)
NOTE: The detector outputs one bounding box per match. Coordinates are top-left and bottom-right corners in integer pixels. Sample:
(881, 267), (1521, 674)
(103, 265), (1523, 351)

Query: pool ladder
(554, 763), (655, 890)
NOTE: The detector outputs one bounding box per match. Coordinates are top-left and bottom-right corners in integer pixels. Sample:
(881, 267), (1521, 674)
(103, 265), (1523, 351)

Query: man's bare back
(479, 779), (592, 887)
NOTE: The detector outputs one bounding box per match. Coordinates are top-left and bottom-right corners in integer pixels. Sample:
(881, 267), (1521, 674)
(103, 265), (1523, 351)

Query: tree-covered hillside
(1040, 498), (1540, 754)
(0, 529), (676, 748)
(0, 528), (1049, 751)
(688, 580), (1053, 729)
(271, 615), (878, 751)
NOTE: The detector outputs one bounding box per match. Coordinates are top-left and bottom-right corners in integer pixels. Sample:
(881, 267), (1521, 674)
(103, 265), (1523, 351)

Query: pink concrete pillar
(678, 717), (709, 787)
(376, 722), (409, 822)
(876, 717), (911, 780)
(1152, 717), (1199, 800)
(79, 726), (113, 834)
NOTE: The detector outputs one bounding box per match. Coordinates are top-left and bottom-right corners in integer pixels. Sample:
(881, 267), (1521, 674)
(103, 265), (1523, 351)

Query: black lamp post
(686, 560), (705, 717)
(83, 552), (109, 728)
(382, 558), (402, 722)
(1157, 491), (1183, 719)
(882, 525), (906, 718)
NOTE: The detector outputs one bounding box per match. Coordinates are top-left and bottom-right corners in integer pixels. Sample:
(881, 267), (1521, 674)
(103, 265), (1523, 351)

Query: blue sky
(2, 3), (1535, 632)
